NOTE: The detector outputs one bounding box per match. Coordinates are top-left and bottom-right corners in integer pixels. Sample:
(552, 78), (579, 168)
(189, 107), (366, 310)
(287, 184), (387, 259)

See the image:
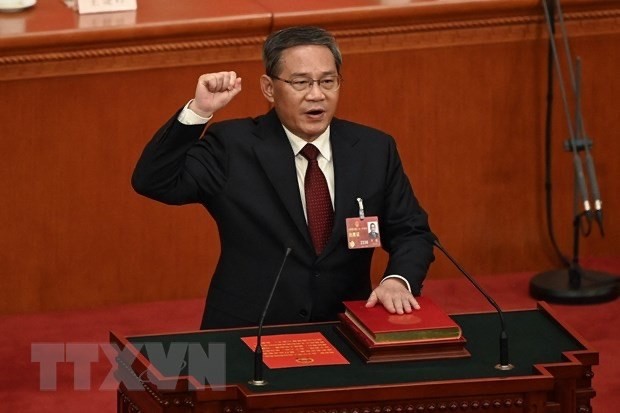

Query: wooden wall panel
(1, 0), (619, 314)
(0, 62), (270, 313)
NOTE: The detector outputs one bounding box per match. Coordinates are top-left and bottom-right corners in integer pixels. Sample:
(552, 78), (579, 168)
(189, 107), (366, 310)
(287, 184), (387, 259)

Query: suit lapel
(253, 110), (313, 248)
(318, 120), (363, 261)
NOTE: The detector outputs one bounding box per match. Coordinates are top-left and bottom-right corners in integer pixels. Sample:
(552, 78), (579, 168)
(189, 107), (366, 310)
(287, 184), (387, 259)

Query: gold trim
(0, 36), (266, 65)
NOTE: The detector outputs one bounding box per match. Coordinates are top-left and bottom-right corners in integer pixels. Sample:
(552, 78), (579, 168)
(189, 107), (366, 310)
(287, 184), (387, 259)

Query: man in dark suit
(132, 26), (434, 329)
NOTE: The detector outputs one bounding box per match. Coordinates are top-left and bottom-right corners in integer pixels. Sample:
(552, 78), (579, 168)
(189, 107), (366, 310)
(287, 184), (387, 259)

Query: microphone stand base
(530, 269), (618, 304)
(248, 379), (268, 386)
(494, 363), (515, 371)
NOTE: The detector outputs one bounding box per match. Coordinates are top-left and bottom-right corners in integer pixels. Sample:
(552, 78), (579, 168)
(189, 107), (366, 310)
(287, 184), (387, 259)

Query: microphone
(585, 150), (603, 236)
(541, 0), (593, 220)
(248, 247), (292, 386)
(573, 57), (598, 224)
(573, 153), (592, 216)
(431, 235), (514, 370)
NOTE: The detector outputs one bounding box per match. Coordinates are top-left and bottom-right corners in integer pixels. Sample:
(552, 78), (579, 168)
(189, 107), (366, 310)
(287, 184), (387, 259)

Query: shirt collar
(282, 125), (332, 162)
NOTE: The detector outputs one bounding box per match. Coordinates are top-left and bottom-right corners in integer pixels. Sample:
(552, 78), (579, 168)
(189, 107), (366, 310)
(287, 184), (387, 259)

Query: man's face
(370, 223), (376, 232)
(261, 45), (340, 142)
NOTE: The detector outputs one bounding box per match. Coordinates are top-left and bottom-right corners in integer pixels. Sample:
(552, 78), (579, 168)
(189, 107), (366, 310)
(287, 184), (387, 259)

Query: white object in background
(78, 10), (136, 28)
(76, 0), (136, 15)
(63, 0), (77, 11)
(0, 0), (36, 13)
(0, 16), (25, 34)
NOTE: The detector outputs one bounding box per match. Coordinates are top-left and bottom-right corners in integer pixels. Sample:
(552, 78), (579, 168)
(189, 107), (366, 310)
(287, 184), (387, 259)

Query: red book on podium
(338, 297), (470, 363)
(342, 297), (462, 343)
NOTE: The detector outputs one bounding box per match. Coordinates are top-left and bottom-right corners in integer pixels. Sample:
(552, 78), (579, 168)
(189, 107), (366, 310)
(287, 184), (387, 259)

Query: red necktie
(300, 144), (334, 254)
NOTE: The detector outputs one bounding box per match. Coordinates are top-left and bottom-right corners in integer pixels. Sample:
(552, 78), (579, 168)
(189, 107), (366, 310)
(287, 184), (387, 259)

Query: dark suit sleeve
(381, 136), (435, 295)
(131, 110), (227, 205)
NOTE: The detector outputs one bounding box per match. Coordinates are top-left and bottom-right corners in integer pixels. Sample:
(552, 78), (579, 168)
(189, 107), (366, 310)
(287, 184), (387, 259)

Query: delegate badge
(346, 198), (381, 249)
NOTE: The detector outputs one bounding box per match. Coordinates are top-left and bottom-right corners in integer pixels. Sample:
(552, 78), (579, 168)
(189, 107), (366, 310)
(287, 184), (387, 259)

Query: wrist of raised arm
(178, 100), (213, 125)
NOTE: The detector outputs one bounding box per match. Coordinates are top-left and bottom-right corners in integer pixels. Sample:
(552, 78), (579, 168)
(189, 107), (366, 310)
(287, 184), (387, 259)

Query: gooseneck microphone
(249, 247), (292, 386)
(432, 235), (514, 371)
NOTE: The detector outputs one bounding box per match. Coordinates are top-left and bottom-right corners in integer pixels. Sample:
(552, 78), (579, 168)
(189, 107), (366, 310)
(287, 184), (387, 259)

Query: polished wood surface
(1, 0), (619, 314)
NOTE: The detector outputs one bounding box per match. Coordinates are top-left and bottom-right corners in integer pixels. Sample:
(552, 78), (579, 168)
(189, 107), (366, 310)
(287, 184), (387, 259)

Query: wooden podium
(110, 302), (598, 413)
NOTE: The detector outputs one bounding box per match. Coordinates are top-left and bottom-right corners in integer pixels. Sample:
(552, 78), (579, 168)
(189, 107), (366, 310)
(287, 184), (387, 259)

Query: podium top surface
(114, 304), (591, 395)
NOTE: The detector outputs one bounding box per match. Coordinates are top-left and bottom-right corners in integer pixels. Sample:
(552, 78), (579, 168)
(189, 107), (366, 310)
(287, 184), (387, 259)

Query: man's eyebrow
(288, 70), (338, 77)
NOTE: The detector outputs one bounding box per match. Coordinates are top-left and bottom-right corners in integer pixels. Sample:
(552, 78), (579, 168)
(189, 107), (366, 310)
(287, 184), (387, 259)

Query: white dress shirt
(282, 125), (334, 219)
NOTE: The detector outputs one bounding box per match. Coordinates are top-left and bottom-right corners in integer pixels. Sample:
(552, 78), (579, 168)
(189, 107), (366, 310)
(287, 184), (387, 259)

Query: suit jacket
(132, 108), (434, 329)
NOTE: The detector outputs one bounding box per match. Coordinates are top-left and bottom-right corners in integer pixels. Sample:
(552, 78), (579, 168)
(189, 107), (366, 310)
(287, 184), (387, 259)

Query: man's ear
(260, 75), (275, 103)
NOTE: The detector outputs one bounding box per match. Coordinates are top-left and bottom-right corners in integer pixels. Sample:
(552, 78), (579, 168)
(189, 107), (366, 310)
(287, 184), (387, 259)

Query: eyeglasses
(271, 75), (342, 92)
